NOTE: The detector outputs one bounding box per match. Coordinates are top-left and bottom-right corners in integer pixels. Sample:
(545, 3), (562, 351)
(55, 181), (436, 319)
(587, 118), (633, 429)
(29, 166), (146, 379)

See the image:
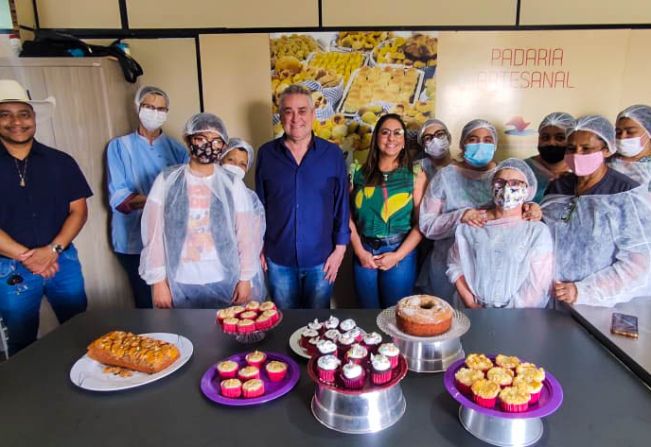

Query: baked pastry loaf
(87, 331), (180, 374)
(396, 295), (453, 336)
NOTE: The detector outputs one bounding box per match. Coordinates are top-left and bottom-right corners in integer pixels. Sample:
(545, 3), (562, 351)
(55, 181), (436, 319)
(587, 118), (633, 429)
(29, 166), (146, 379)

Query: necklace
(14, 157), (28, 187)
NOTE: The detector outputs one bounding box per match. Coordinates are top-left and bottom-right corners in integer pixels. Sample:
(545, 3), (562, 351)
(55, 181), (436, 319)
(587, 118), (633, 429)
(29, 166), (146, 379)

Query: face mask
(138, 108), (167, 132)
(424, 137), (450, 158)
(189, 142), (220, 164)
(464, 143), (496, 168)
(493, 184), (528, 209)
(222, 163), (246, 180)
(616, 137), (645, 157)
(538, 145), (567, 164)
(564, 151), (604, 176)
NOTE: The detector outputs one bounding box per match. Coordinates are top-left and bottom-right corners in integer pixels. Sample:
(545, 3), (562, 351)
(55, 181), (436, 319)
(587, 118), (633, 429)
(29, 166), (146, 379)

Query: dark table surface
(1, 308), (650, 447)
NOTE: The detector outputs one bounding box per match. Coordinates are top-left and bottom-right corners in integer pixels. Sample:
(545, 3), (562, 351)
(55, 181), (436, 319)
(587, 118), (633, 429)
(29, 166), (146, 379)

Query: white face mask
(424, 136), (450, 158)
(139, 108), (168, 132)
(616, 136), (645, 157)
(221, 163), (246, 180)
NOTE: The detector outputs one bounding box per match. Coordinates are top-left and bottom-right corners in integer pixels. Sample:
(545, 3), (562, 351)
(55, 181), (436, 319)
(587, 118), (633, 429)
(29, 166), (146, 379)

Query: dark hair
(362, 113), (412, 186)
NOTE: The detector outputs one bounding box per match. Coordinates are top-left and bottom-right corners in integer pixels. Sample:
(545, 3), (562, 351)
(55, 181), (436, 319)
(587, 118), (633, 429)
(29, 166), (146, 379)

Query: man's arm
(0, 229), (29, 259)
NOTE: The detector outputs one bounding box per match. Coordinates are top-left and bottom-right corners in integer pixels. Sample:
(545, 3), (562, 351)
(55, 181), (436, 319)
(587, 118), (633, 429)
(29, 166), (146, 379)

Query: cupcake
(323, 316), (340, 331)
(499, 386), (530, 413)
(300, 328), (320, 348)
(487, 367), (514, 388)
(242, 379), (265, 398)
(517, 365), (545, 382)
(237, 319), (256, 334)
(513, 376), (544, 404)
(307, 318), (323, 333)
(317, 354), (341, 383)
(261, 309), (280, 325)
(259, 301), (277, 312)
(255, 313), (272, 331)
(245, 301), (261, 312)
(245, 351), (267, 368)
(265, 361), (288, 382)
(345, 343), (368, 365)
(454, 367), (485, 395)
(495, 354), (520, 371)
(222, 317), (239, 333)
(370, 353), (393, 385)
(323, 329), (341, 342)
(316, 339), (338, 357)
(239, 310), (258, 321)
(216, 308), (231, 324)
(340, 361), (366, 389)
(229, 305), (245, 317)
(306, 337), (321, 356)
(220, 378), (242, 398)
(465, 353), (494, 372)
(337, 332), (356, 351)
(216, 360), (239, 379)
(346, 327), (364, 343)
(238, 365), (260, 381)
(363, 332), (383, 353)
(471, 379), (500, 408)
(377, 343), (400, 369)
(339, 318), (356, 332)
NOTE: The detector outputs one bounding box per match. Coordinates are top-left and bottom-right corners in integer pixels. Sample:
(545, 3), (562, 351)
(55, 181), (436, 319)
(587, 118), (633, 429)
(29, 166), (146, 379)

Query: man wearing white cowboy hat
(0, 79), (92, 355)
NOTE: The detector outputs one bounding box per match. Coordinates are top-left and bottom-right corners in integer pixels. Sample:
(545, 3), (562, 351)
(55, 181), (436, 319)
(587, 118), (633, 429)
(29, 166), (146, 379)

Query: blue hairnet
(493, 158), (538, 202)
(417, 118), (451, 146)
(134, 85), (169, 111)
(221, 137), (255, 170)
(617, 104), (651, 138)
(182, 113), (228, 142)
(568, 115), (616, 155)
(538, 112), (575, 133)
(460, 119), (498, 146)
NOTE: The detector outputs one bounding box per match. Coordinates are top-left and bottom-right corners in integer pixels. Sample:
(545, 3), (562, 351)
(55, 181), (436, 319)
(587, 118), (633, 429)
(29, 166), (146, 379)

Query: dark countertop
(1, 308), (650, 447)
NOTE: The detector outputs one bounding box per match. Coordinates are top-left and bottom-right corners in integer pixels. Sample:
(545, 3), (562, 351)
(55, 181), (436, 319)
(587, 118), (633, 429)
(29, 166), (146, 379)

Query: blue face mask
(464, 143), (496, 168)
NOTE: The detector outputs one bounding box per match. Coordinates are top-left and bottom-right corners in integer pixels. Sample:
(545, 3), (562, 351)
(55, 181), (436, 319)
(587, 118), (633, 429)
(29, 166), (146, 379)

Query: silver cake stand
(376, 307), (470, 373)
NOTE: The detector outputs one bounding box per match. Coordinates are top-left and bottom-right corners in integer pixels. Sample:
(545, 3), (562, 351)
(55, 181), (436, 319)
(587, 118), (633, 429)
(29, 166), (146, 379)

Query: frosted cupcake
(454, 367), (485, 395)
(495, 354), (520, 371)
(307, 318), (324, 333)
(220, 378), (242, 398)
(339, 318), (356, 332)
(222, 317), (239, 333)
(465, 353), (493, 372)
(337, 332), (356, 351)
(265, 361), (288, 382)
(237, 319), (256, 334)
(323, 329), (341, 342)
(517, 364), (545, 382)
(340, 361), (365, 389)
(316, 339), (338, 357)
(245, 351), (267, 368)
(377, 343), (400, 369)
(345, 343), (368, 365)
(259, 301), (277, 312)
(300, 328), (319, 348)
(216, 360), (239, 379)
(242, 379), (265, 398)
(346, 327), (364, 343)
(317, 354), (341, 383)
(238, 366), (260, 381)
(471, 379), (500, 408)
(306, 337), (321, 356)
(255, 313), (273, 330)
(370, 353), (393, 385)
(245, 301), (261, 312)
(324, 316), (340, 331)
(362, 331), (383, 353)
(487, 367), (514, 388)
(239, 311), (258, 321)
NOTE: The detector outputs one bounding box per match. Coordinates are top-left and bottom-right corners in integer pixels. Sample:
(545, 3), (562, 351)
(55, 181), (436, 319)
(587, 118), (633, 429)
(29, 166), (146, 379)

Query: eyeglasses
(493, 178), (527, 188)
(379, 128), (405, 138)
(191, 135), (225, 149)
(422, 131), (448, 144)
(140, 103), (169, 113)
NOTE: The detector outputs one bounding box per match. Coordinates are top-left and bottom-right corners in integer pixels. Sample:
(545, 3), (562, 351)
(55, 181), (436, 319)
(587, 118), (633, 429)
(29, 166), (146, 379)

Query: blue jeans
(116, 253), (152, 308)
(354, 241), (417, 308)
(0, 245), (87, 356)
(266, 259), (333, 309)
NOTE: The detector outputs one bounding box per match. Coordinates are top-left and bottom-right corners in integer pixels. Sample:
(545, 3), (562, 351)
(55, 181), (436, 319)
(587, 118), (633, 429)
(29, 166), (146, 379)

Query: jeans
(116, 253), (152, 308)
(354, 241), (417, 308)
(0, 245), (87, 356)
(266, 259), (332, 309)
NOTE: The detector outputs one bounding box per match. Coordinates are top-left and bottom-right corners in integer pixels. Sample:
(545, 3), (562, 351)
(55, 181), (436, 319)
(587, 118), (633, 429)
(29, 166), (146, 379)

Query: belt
(361, 233), (407, 250)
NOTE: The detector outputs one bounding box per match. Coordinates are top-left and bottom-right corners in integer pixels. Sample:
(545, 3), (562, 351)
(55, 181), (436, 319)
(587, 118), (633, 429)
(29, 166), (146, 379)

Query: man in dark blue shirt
(256, 85), (350, 308)
(0, 80), (92, 355)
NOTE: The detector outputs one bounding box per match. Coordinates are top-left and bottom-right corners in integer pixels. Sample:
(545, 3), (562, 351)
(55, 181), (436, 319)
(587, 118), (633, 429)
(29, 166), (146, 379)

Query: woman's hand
(356, 249), (378, 269)
(461, 208), (487, 228)
(374, 252), (401, 270)
(523, 202), (542, 221)
(553, 281), (578, 304)
(232, 280), (252, 304)
(152, 281), (173, 309)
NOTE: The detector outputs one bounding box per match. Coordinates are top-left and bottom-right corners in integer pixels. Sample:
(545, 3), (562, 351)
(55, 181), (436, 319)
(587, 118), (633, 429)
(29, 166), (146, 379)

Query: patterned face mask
(189, 142), (221, 164)
(492, 183), (528, 209)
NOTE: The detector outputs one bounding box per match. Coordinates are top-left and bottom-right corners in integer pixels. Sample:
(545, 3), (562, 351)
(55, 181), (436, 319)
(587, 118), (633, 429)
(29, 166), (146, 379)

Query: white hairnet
(493, 158), (538, 202)
(183, 113), (228, 142)
(139, 165), (266, 307)
(221, 137), (255, 171)
(617, 104), (651, 138)
(417, 164), (496, 300)
(447, 220), (552, 308)
(542, 187), (651, 307)
(460, 119), (498, 146)
(538, 112), (575, 133)
(417, 118), (451, 146)
(134, 85), (169, 111)
(568, 115), (616, 154)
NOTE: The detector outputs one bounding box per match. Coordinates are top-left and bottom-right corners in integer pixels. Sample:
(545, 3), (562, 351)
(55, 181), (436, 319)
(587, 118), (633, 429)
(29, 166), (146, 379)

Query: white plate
(69, 332), (193, 392)
(288, 326), (311, 359)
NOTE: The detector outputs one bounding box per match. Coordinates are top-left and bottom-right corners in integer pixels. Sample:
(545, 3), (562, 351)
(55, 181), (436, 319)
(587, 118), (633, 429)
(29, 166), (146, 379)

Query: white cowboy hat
(0, 79), (56, 121)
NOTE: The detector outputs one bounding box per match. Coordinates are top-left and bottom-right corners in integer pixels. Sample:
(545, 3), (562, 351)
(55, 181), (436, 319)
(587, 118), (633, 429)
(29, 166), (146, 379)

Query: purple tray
(443, 356), (563, 419)
(200, 352), (300, 406)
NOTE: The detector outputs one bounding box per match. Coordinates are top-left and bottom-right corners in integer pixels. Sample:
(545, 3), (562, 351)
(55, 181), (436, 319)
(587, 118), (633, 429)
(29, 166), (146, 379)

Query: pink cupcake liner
(217, 368), (238, 380)
(345, 354), (367, 366)
(473, 394), (497, 408)
(222, 321), (237, 333)
(220, 384), (242, 398)
(242, 385), (265, 398)
(455, 379), (472, 396)
(371, 370), (392, 385)
(238, 324), (256, 334)
(245, 357), (266, 369)
(386, 354), (399, 369)
(529, 390), (541, 404)
(318, 367), (337, 384)
(363, 343), (380, 354)
(499, 399), (529, 413)
(266, 368), (287, 382)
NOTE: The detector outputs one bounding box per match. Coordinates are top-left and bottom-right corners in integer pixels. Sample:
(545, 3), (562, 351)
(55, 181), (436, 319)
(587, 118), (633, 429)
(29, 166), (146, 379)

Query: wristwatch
(50, 244), (64, 254)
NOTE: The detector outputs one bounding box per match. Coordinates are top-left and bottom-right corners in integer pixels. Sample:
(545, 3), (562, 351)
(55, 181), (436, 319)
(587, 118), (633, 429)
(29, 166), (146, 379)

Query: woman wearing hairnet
(106, 86), (188, 308)
(416, 118), (452, 181)
(525, 112), (574, 203)
(139, 113), (266, 308)
(447, 159), (553, 308)
(609, 104), (651, 188)
(542, 115), (651, 306)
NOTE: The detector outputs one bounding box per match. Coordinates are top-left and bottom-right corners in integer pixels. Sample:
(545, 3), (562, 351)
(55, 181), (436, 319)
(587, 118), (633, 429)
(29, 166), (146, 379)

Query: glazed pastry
(471, 379), (500, 408)
(487, 367), (514, 387)
(465, 353), (493, 372)
(317, 354), (341, 383)
(370, 353), (392, 385)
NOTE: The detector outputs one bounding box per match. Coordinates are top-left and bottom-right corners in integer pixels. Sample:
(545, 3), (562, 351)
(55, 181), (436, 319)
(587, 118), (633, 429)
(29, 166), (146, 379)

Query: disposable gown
(139, 164), (266, 307)
(447, 217), (553, 308)
(417, 164), (496, 299)
(541, 186), (651, 306)
(608, 157), (651, 190)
